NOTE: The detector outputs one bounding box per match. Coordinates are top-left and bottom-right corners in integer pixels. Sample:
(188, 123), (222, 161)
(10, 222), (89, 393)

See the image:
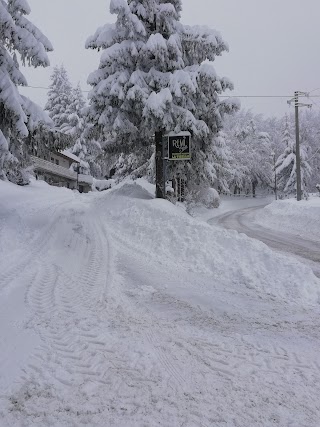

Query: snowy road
(1, 181), (320, 427)
(209, 205), (320, 278)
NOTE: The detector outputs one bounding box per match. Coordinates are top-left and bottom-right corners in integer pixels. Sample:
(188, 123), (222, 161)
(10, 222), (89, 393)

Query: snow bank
(105, 181), (320, 306)
(255, 196), (320, 242)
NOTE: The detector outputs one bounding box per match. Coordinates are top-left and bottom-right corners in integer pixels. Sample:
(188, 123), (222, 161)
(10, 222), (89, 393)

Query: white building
(31, 150), (93, 193)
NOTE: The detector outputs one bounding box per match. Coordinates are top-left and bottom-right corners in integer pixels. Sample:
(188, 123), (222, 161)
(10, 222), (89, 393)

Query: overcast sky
(21, 0), (320, 117)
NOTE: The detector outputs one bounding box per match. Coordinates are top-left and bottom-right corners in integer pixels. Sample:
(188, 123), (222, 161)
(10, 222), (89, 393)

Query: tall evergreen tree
(45, 65), (72, 130)
(62, 83), (86, 136)
(0, 0), (53, 183)
(193, 131), (233, 194)
(276, 121), (312, 194)
(86, 0), (239, 191)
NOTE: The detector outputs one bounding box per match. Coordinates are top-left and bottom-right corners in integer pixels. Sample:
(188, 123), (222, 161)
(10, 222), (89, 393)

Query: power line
(19, 85), (320, 99)
(220, 95), (318, 99)
(309, 97), (320, 110)
(20, 84), (320, 99)
(306, 147), (320, 162)
(21, 85), (90, 93)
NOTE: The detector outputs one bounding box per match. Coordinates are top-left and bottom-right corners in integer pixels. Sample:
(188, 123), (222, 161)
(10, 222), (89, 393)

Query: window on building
(55, 159), (59, 165)
(51, 157), (54, 162)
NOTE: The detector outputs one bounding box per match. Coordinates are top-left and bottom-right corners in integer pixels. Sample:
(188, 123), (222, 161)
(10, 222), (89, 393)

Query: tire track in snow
(93, 217), (217, 424)
(174, 334), (320, 389)
(28, 221), (111, 388)
(98, 218), (189, 390)
(96, 218), (237, 427)
(0, 200), (70, 295)
(12, 208), (155, 422)
(6, 213), (106, 393)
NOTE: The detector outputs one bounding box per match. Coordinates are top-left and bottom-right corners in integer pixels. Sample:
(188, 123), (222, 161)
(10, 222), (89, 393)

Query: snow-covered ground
(194, 193), (274, 222)
(1, 179), (320, 427)
(253, 196), (320, 243)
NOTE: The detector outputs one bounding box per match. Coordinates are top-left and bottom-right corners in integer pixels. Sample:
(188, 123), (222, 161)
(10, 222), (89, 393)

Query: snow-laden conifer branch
(0, 0), (53, 183)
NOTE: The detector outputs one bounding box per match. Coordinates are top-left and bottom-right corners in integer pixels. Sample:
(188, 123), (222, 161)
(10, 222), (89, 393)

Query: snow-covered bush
(186, 185), (220, 211)
(197, 187), (220, 209)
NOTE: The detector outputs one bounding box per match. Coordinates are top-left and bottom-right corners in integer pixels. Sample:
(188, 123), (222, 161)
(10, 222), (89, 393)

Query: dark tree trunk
(252, 181), (256, 198)
(155, 131), (164, 198)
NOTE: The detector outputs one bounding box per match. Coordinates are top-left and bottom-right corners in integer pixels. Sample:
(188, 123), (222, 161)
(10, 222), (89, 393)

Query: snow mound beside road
(105, 181), (320, 306)
(255, 196), (320, 242)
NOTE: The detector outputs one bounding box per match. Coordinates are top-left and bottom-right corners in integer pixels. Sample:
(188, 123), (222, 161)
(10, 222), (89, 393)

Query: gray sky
(21, 0), (320, 117)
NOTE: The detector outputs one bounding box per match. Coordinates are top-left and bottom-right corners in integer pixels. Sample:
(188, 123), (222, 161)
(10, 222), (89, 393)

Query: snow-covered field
(254, 196), (320, 242)
(1, 179), (320, 427)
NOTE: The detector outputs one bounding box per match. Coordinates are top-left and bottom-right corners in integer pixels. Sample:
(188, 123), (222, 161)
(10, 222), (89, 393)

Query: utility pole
(76, 163), (79, 191)
(271, 151), (277, 200)
(294, 91), (302, 201)
(287, 91), (312, 201)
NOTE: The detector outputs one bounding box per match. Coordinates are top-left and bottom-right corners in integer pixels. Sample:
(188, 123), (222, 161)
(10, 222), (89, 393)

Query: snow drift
(104, 181), (320, 306)
(255, 196), (320, 242)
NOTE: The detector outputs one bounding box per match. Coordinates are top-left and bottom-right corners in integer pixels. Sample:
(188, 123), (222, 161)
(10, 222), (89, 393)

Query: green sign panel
(168, 132), (191, 161)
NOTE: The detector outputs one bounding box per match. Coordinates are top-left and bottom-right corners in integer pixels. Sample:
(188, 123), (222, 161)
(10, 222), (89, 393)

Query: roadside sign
(168, 131), (191, 161)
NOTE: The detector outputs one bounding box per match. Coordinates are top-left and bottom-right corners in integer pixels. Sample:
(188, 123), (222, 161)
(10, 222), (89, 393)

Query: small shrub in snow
(92, 179), (115, 192)
(186, 186), (220, 211)
(197, 187), (221, 209)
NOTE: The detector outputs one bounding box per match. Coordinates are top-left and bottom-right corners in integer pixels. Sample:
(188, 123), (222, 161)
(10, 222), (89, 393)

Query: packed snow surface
(254, 196), (320, 242)
(0, 179), (320, 427)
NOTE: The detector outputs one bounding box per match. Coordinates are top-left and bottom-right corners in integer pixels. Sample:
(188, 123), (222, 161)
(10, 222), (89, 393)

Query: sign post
(166, 131), (191, 201)
(155, 131), (165, 198)
(155, 131), (191, 199)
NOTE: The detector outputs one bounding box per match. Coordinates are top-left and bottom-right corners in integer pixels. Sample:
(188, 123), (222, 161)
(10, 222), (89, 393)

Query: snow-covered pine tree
(61, 83), (86, 137)
(275, 121), (312, 195)
(299, 110), (320, 191)
(58, 83), (92, 175)
(45, 65), (73, 131)
(111, 145), (155, 181)
(0, 0), (53, 183)
(227, 115), (273, 195)
(55, 82), (98, 176)
(86, 0), (239, 193)
(195, 131), (233, 194)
